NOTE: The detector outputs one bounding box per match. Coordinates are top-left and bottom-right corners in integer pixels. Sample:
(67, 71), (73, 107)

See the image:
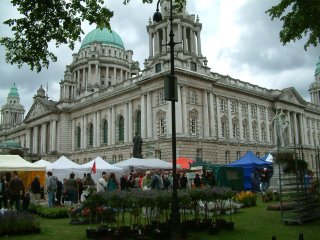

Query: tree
(266, 0), (320, 50)
(0, 0), (186, 73)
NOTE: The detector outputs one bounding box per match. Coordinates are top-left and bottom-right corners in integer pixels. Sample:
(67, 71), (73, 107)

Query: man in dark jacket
(9, 171), (25, 211)
(30, 176), (41, 204)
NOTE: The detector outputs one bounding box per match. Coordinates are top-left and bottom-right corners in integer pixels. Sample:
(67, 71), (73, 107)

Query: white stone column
(197, 30), (202, 56)
(108, 107), (112, 145)
(88, 64), (91, 87)
(51, 121), (57, 152)
(299, 114), (304, 145)
(83, 115), (87, 148)
(96, 111), (101, 147)
(113, 67), (117, 85)
(248, 104), (253, 141)
(227, 99), (232, 139)
(175, 86), (182, 134)
(93, 112), (97, 147)
(106, 67), (109, 85)
(41, 123), (47, 154)
(293, 112), (299, 145)
(183, 27), (187, 53)
(216, 96), (221, 138)
(128, 100), (133, 141)
(265, 107), (270, 143)
(71, 119), (75, 151)
(149, 32), (153, 58)
(26, 128), (31, 152)
(124, 102), (129, 143)
(257, 106), (261, 141)
(111, 106), (116, 145)
(147, 92), (153, 138)
(287, 111), (293, 145)
(80, 116), (84, 149)
(238, 101), (243, 140)
(95, 64), (99, 85)
(203, 91), (209, 137)
(182, 85), (188, 134)
(141, 94), (146, 138)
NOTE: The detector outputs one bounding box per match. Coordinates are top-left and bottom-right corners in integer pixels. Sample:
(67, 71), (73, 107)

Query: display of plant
(0, 210), (40, 236)
(31, 205), (69, 218)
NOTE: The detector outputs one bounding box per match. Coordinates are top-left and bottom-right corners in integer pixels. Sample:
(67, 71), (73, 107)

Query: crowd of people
(0, 169), (218, 210)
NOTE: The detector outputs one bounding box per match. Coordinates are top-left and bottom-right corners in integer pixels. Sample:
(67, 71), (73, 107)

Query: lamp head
(153, 10), (162, 23)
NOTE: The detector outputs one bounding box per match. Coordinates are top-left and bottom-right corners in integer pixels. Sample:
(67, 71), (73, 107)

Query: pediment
(25, 100), (50, 121)
(277, 87), (306, 106)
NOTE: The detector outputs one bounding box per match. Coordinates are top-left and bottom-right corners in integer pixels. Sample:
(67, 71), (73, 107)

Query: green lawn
(4, 197), (320, 240)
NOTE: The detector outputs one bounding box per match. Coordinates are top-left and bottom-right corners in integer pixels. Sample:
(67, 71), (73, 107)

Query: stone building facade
(1, 2), (320, 169)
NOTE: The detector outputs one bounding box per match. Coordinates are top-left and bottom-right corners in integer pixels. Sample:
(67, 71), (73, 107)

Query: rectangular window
(236, 151), (241, 160)
(160, 118), (166, 136)
(251, 104), (257, 117)
(232, 124), (237, 138)
(221, 122), (227, 137)
(158, 91), (165, 105)
(242, 102), (248, 116)
(231, 100), (238, 113)
(220, 99), (226, 111)
(225, 151), (230, 164)
(190, 62), (197, 71)
(191, 117), (197, 135)
(155, 63), (161, 73)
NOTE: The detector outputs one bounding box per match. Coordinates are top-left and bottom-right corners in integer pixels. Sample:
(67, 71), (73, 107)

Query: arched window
(89, 124), (94, 146)
(77, 126), (81, 149)
(103, 120), (108, 144)
(136, 111), (141, 136)
(119, 116), (124, 142)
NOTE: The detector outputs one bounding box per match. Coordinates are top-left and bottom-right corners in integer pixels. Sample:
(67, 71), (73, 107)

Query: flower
(235, 191), (257, 207)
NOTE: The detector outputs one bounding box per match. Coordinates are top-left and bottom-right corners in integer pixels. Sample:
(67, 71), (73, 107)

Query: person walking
(30, 176), (41, 204)
(46, 171), (57, 207)
(0, 174), (8, 209)
(180, 173), (188, 189)
(9, 171), (25, 211)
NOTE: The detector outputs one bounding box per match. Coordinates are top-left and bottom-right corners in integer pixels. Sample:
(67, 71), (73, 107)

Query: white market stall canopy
(47, 155), (80, 171)
(79, 156), (124, 182)
(79, 156), (123, 172)
(33, 159), (52, 168)
(0, 155), (45, 171)
(113, 157), (174, 170)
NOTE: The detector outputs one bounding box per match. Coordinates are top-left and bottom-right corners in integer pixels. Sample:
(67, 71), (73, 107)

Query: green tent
(191, 160), (244, 191)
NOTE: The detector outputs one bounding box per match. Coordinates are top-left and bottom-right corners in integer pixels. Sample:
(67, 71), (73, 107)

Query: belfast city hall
(1, 2), (320, 170)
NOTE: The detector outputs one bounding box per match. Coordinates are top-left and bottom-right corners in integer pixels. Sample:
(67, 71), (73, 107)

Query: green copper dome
(315, 57), (320, 76)
(8, 83), (19, 98)
(80, 28), (125, 50)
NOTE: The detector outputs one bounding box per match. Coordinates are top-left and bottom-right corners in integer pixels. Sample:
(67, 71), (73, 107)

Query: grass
(4, 196), (320, 240)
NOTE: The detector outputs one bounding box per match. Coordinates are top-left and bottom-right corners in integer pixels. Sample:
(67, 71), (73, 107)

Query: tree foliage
(266, 0), (320, 50)
(0, 0), (184, 72)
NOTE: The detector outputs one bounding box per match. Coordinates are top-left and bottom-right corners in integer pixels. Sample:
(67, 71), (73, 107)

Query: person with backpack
(46, 171), (57, 207)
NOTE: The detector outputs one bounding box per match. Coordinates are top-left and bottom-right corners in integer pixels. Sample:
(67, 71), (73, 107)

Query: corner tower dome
(80, 28), (125, 50)
(8, 83), (19, 98)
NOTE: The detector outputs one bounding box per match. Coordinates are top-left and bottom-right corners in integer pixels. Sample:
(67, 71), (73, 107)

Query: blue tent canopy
(228, 151), (272, 190)
(228, 151), (272, 168)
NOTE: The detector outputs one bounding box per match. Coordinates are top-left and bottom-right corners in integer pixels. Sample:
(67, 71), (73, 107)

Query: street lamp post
(153, 0), (180, 238)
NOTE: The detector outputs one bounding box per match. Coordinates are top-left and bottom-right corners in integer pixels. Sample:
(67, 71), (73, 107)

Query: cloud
(0, 0), (319, 114)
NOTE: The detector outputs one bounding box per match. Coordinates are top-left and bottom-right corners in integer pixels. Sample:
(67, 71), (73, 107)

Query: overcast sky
(1, 0), (319, 115)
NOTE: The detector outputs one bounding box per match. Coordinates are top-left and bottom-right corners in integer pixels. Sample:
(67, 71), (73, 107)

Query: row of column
(72, 101), (136, 151)
(149, 22), (202, 57)
(25, 120), (57, 155)
(310, 90), (320, 105)
(73, 64), (130, 90)
(0, 111), (24, 125)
